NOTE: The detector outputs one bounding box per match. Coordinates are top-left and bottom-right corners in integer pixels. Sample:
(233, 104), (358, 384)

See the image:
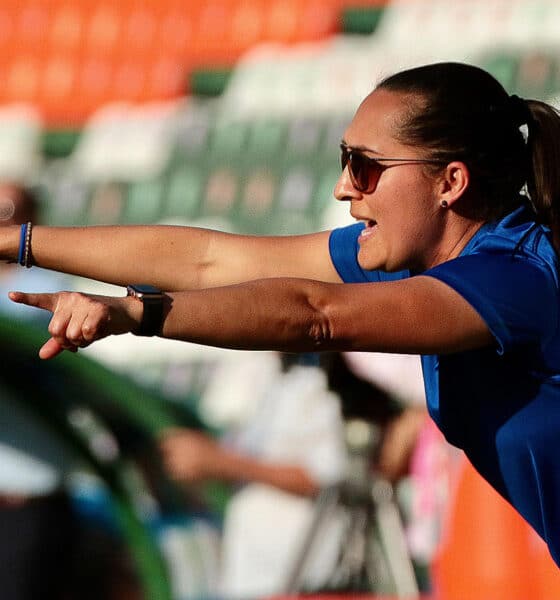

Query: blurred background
(2, 1), (560, 599)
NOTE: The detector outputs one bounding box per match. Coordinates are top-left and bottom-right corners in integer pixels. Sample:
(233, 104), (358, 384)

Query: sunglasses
(340, 143), (446, 193)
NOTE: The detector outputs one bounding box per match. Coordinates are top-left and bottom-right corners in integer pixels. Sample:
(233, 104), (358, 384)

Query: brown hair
(378, 62), (560, 247)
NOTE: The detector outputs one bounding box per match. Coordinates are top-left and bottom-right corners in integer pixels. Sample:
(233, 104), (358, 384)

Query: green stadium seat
(479, 52), (519, 94)
(190, 68), (233, 97)
(246, 119), (288, 158)
(164, 165), (205, 221)
(313, 166), (340, 219)
(208, 120), (250, 162)
(42, 127), (82, 159)
(341, 6), (386, 35)
(122, 177), (166, 224)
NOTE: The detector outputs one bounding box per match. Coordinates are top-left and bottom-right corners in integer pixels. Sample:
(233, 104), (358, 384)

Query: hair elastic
(509, 94), (532, 128)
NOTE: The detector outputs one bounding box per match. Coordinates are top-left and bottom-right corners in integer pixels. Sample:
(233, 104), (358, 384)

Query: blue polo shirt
(329, 205), (560, 566)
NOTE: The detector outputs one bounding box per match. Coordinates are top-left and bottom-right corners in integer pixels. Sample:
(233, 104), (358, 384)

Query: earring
(440, 200), (448, 208)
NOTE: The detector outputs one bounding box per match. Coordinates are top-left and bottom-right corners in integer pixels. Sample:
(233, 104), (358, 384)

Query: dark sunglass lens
(341, 146), (379, 192)
(340, 147), (349, 171)
(351, 152), (369, 192)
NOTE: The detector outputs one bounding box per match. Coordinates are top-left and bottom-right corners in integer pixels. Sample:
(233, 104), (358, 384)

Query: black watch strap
(126, 284), (165, 337)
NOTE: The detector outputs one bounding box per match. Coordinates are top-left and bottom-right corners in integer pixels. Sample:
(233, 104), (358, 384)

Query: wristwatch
(126, 284), (165, 337)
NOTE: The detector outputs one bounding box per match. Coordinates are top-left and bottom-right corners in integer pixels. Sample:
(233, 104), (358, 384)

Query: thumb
(9, 291), (59, 313)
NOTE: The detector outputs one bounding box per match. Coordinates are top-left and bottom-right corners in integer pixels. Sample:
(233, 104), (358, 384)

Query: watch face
(128, 284), (162, 297)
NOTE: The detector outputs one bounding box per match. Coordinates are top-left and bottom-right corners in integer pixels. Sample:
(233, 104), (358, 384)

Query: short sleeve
(424, 253), (559, 353)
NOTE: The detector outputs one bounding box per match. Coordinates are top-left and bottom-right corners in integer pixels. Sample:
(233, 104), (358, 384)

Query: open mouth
(358, 219), (377, 240)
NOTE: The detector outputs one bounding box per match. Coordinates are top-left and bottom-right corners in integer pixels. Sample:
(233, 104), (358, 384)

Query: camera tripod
(284, 419), (419, 598)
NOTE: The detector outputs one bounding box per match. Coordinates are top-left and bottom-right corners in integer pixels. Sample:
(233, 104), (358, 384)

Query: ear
(437, 161), (470, 207)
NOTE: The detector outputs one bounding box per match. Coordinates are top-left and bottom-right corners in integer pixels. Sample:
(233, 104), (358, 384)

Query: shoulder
(470, 206), (557, 275)
(435, 206), (558, 284)
(424, 208), (559, 352)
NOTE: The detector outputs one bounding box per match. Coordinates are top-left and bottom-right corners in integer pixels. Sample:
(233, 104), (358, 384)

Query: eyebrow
(340, 139), (382, 155)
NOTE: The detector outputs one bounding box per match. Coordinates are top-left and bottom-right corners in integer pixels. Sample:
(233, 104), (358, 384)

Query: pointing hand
(9, 291), (141, 359)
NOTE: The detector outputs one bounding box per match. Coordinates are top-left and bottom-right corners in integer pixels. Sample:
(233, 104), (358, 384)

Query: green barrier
(0, 315), (210, 600)
(0, 316), (200, 435)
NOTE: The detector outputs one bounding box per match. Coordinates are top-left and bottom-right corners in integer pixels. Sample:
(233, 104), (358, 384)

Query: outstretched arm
(9, 274), (493, 359)
(158, 429), (318, 497)
(0, 225), (339, 290)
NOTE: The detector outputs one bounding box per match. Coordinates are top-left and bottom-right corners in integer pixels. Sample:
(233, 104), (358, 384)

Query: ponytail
(377, 62), (560, 247)
(526, 100), (560, 251)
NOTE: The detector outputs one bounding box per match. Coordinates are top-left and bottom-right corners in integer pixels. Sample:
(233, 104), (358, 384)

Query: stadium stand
(5, 1), (560, 598)
(0, 0), (389, 127)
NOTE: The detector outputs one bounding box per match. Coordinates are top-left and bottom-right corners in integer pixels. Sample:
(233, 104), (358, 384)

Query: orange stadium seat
(0, 0), (390, 125)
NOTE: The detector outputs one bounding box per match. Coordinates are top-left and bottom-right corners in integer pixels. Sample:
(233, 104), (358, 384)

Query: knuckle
(81, 323), (96, 341)
(65, 328), (82, 344)
(48, 320), (63, 337)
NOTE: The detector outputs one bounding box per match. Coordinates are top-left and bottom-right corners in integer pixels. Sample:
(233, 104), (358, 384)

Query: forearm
(0, 224), (212, 290)
(3, 224), (286, 291)
(213, 450), (319, 497)
(160, 277), (343, 352)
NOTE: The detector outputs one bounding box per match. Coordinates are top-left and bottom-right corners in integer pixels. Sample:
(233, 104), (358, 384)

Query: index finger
(9, 291), (59, 312)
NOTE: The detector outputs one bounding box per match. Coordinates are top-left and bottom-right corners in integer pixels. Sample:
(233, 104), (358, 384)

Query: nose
(334, 166), (361, 202)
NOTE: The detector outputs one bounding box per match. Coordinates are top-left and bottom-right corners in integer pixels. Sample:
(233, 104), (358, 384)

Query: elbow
(302, 282), (361, 351)
(305, 296), (340, 350)
(307, 316), (334, 349)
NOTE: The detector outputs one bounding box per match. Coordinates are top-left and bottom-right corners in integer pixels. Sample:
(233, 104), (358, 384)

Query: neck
(424, 218), (486, 271)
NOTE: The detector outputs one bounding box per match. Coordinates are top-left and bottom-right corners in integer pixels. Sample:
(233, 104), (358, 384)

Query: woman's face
(335, 89), (445, 273)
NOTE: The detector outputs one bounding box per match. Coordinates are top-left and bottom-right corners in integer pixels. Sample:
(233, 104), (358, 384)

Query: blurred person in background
(159, 351), (348, 599)
(0, 183), (78, 600)
(5, 61), (560, 574)
(159, 351), (415, 598)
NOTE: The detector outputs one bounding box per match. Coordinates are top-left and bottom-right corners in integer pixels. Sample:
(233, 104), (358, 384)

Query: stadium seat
(70, 100), (179, 182)
(236, 166), (278, 232)
(170, 98), (215, 162)
(515, 51), (558, 99)
(285, 116), (325, 161)
(479, 51), (520, 94)
(86, 181), (125, 225)
(37, 175), (92, 226)
(164, 166), (205, 221)
(0, 103), (43, 182)
(122, 177), (166, 224)
(247, 118), (288, 158)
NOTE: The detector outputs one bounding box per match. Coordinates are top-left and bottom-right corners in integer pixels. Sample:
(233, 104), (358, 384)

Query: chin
(357, 251), (384, 272)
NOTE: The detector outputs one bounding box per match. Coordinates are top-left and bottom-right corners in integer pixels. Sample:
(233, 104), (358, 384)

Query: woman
(3, 62), (560, 567)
